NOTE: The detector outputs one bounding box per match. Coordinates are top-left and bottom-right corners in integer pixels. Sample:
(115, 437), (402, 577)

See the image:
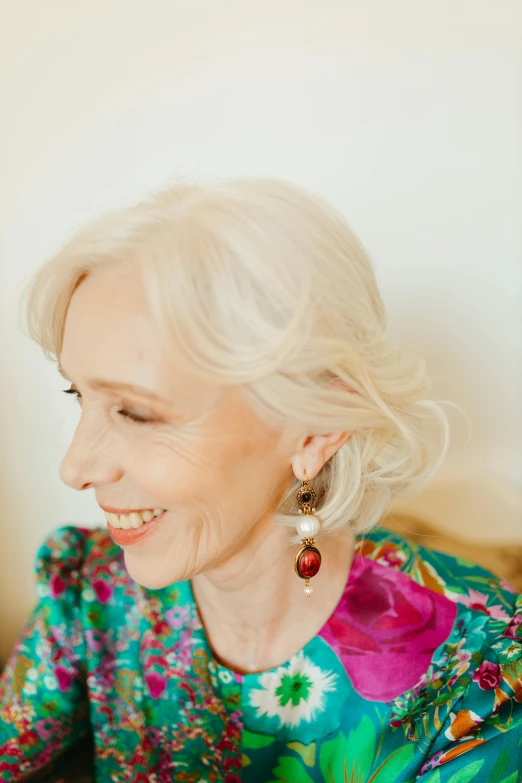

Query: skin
(58, 263), (356, 673)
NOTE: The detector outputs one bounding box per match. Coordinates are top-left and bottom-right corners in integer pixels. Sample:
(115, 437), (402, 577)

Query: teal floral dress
(0, 524), (521, 782)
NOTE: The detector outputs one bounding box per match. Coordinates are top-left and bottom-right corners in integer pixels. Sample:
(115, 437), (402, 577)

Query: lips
(107, 511), (166, 546)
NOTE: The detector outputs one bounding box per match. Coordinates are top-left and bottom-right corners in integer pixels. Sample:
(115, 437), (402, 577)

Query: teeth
(129, 512), (143, 529)
(105, 508), (166, 529)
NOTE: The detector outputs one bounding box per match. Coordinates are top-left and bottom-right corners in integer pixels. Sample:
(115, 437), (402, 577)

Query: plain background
(1, 0), (521, 663)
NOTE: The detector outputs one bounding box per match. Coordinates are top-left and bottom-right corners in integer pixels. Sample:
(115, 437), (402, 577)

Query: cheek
(122, 398), (284, 521)
(119, 421), (288, 587)
(127, 435), (212, 506)
(215, 425), (287, 524)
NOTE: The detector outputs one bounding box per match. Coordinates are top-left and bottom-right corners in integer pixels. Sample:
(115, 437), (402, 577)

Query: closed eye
(62, 387), (155, 425)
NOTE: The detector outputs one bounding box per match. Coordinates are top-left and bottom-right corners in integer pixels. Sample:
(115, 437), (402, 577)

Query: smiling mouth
(106, 510), (167, 546)
(103, 508), (166, 529)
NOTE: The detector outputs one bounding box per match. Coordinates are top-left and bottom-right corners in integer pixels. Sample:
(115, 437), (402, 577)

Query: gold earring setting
(294, 472), (321, 597)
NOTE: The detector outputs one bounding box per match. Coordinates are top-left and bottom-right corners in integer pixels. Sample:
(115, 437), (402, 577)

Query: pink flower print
(146, 726), (164, 745)
(85, 629), (108, 653)
(319, 555), (457, 701)
(153, 620), (171, 636)
(165, 606), (189, 630)
(473, 660), (502, 690)
(54, 665), (72, 692)
(485, 604), (511, 621)
(458, 589), (511, 622)
(419, 751), (444, 774)
(175, 630), (196, 667)
(35, 717), (60, 741)
(502, 613), (522, 640)
(49, 574), (67, 599)
(2, 744), (24, 761)
(499, 579), (518, 594)
(145, 671), (167, 699)
(92, 579), (113, 604)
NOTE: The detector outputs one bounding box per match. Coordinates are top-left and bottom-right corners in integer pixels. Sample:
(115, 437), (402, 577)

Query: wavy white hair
(20, 178), (465, 538)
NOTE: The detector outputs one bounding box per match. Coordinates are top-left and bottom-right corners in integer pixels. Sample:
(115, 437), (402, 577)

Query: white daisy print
(82, 587), (96, 602)
(44, 675), (58, 690)
(248, 650), (338, 727)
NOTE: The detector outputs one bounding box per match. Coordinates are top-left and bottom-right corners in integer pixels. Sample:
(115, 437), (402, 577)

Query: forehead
(60, 266), (213, 405)
(63, 266), (159, 363)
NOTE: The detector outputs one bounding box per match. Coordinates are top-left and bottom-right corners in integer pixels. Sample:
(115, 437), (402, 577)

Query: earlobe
(290, 453), (309, 482)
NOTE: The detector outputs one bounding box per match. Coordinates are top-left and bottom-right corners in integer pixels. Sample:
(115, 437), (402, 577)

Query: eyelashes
(61, 387), (153, 425)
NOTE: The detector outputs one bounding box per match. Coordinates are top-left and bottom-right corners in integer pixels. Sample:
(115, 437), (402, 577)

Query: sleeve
(0, 526), (92, 782)
(415, 593), (522, 783)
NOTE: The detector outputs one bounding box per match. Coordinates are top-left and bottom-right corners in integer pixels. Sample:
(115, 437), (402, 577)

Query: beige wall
(1, 0), (521, 662)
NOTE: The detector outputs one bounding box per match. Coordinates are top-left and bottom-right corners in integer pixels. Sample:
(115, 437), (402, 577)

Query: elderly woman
(0, 179), (520, 782)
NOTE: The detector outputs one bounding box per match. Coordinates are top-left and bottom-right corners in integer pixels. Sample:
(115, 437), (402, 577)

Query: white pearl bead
(296, 515), (319, 538)
(304, 585), (313, 597)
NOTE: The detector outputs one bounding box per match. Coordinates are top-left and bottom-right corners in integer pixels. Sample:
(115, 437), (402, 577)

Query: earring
(294, 470), (321, 597)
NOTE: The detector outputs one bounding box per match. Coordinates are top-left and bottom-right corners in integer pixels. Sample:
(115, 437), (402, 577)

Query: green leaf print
(368, 744), (416, 783)
(489, 748), (510, 782)
(497, 774), (518, 783)
(243, 729), (276, 749)
(502, 660), (522, 683)
(421, 771), (441, 783)
(446, 759), (484, 783)
(455, 558), (479, 568)
(470, 650), (484, 667)
(269, 756), (315, 783)
(319, 718), (417, 783)
(319, 716), (375, 782)
(287, 741), (316, 767)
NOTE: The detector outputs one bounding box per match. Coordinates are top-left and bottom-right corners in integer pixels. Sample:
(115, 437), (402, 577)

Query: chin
(122, 550), (186, 590)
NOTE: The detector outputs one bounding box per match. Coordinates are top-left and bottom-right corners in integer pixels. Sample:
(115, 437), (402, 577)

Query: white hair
(20, 177), (465, 538)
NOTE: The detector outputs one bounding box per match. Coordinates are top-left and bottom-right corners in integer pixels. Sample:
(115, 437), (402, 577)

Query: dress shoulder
(354, 525), (521, 617)
(35, 524), (124, 598)
(350, 526), (521, 774)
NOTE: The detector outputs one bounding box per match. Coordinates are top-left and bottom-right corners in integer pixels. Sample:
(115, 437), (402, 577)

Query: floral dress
(0, 524), (521, 783)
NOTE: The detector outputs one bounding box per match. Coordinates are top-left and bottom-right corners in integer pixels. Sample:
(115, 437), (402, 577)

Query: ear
(291, 430), (352, 481)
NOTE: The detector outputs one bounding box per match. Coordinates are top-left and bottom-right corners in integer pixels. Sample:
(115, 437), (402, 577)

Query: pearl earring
(294, 471), (321, 597)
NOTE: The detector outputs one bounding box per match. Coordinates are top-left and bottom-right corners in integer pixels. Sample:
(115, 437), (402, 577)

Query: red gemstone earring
(294, 471), (321, 597)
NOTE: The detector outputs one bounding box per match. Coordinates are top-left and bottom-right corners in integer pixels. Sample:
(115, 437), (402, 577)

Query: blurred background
(1, 0), (521, 663)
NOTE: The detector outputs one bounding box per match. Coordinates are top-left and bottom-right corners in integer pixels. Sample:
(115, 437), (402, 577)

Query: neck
(190, 515), (356, 674)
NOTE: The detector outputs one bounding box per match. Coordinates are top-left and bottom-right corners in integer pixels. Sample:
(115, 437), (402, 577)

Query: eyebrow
(57, 362), (173, 406)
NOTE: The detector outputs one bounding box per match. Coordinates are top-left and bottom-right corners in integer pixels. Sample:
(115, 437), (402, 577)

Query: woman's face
(58, 264), (298, 588)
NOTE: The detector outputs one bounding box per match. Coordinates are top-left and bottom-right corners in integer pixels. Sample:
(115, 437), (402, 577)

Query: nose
(59, 412), (123, 491)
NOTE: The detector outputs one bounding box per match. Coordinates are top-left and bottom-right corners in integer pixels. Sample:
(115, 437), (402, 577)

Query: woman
(0, 178), (520, 782)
